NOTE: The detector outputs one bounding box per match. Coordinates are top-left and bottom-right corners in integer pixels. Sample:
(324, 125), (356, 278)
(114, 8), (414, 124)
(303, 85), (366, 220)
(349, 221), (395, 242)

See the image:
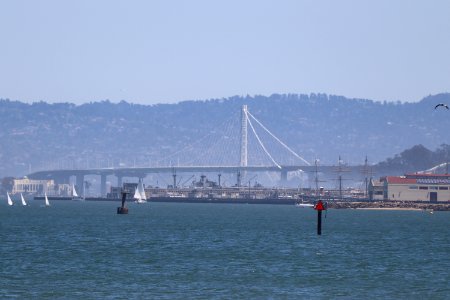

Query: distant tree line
(377, 144), (450, 173)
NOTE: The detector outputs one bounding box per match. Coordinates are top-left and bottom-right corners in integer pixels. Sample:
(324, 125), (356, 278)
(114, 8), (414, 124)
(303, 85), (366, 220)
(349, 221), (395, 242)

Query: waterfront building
(12, 177), (55, 195)
(379, 173), (450, 202)
(368, 179), (384, 201)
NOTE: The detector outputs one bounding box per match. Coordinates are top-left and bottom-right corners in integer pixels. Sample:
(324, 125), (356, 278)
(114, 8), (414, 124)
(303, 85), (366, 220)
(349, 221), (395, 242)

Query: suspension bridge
(145, 104), (311, 168)
(27, 105), (371, 196)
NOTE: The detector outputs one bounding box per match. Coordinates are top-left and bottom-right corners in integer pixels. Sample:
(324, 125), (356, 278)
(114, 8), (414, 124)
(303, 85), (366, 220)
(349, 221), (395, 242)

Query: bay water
(1, 201), (449, 299)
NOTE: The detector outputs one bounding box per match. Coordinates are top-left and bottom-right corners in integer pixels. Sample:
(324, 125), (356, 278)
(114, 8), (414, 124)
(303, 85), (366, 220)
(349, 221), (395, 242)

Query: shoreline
(354, 207), (424, 211)
(31, 196), (450, 211)
(327, 201), (450, 211)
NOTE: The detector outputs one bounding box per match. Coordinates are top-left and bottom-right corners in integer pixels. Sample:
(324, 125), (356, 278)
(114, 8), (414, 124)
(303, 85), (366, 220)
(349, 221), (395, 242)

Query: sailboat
(71, 184), (84, 201)
(134, 180), (147, 204)
(44, 192), (50, 207)
(7, 192), (14, 206)
(138, 180), (147, 203)
(20, 193), (28, 206)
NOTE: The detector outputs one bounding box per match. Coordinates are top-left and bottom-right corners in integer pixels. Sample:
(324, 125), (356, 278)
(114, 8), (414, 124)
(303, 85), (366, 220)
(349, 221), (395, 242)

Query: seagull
(435, 103), (449, 110)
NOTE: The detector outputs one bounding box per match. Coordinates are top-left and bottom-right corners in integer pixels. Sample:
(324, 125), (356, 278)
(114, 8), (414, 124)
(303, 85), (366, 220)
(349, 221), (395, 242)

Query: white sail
(134, 180), (147, 204)
(71, 184), (84, 201)
(44, 193), (50, 206)
(72, 184), (84, 201)
(133, 186), (142, 201)
(7, 192), (14, 206)
(138, 180), (147, 201)
(72, 184), (79, 197)
(21, 193), (27, 206)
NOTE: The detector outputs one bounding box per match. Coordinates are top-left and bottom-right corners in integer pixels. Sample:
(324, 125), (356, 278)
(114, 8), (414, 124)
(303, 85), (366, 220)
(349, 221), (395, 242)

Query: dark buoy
(117, 190), (129, 214)
(314, 200), (326, 235)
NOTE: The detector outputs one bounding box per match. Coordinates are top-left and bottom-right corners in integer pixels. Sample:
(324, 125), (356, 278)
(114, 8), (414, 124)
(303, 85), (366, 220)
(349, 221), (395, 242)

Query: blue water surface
(1, 201), (449, 299)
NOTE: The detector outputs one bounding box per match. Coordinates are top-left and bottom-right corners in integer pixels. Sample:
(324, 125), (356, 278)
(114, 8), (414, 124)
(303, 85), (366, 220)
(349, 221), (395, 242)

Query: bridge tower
(240, 105), (248, 167)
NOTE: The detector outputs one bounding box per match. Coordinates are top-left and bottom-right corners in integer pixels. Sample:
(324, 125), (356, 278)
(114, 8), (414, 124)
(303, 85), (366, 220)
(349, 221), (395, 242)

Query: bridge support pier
(117, 175), (123, 189)
(280, 170), (288, 183)
(236, 170), (242, 187)
(76, 174), (85, 197)
(100, 174), (107, 197)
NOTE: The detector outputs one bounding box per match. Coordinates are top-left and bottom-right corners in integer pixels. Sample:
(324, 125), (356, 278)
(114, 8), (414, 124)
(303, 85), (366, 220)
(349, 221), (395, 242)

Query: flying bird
(434, 103), (449, 110)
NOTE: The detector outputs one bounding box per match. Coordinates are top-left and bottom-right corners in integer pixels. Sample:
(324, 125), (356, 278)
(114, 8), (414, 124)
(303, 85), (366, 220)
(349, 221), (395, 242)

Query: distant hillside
(376, 144), (450, 174)
(1, 93), (449, 177)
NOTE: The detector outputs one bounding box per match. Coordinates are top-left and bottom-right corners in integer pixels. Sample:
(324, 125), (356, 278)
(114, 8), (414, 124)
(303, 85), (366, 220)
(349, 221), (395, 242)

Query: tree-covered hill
(377, 144), (450, 174)
(0, 93), (449, 177)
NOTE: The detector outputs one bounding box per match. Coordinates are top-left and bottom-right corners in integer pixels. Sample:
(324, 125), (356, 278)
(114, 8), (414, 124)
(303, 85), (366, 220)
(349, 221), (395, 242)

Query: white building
(380, 174), (450, 202)
(11, 177), (71, 196)
(12, 177), (54, 194)
(368, 179), (384, 201)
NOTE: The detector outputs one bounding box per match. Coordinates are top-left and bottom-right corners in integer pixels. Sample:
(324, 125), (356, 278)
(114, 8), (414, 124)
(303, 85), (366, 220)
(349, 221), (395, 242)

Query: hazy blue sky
(1, 0), (449, 104)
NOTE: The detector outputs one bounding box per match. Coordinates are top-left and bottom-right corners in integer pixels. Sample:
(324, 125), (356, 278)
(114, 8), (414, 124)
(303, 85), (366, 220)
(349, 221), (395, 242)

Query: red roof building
(375, 174), (450, 202)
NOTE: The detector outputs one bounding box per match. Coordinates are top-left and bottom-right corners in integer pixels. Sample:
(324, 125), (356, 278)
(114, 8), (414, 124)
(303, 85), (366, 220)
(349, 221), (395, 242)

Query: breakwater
(327, 201), (450, 211)
(33, 195), (450, 210)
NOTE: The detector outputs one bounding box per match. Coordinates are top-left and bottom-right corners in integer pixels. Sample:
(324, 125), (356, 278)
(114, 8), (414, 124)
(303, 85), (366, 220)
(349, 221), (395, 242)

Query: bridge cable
(155, 110), (239, 166)
(246, 111), (282, 169)
(246, 111), (311, 166)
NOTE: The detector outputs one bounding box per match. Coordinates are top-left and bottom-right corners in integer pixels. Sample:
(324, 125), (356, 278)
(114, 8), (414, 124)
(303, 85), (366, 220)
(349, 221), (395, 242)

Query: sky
(1, 0), (450, 105)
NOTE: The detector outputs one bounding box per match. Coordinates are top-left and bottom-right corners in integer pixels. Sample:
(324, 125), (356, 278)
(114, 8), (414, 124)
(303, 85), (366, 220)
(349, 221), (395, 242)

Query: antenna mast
(240, 105), (248, 167)
(333, 155), (351, 199)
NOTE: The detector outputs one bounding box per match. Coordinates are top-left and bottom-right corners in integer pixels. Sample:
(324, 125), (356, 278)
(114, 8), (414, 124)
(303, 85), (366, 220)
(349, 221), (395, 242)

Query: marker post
(314, 200), (326, 235)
